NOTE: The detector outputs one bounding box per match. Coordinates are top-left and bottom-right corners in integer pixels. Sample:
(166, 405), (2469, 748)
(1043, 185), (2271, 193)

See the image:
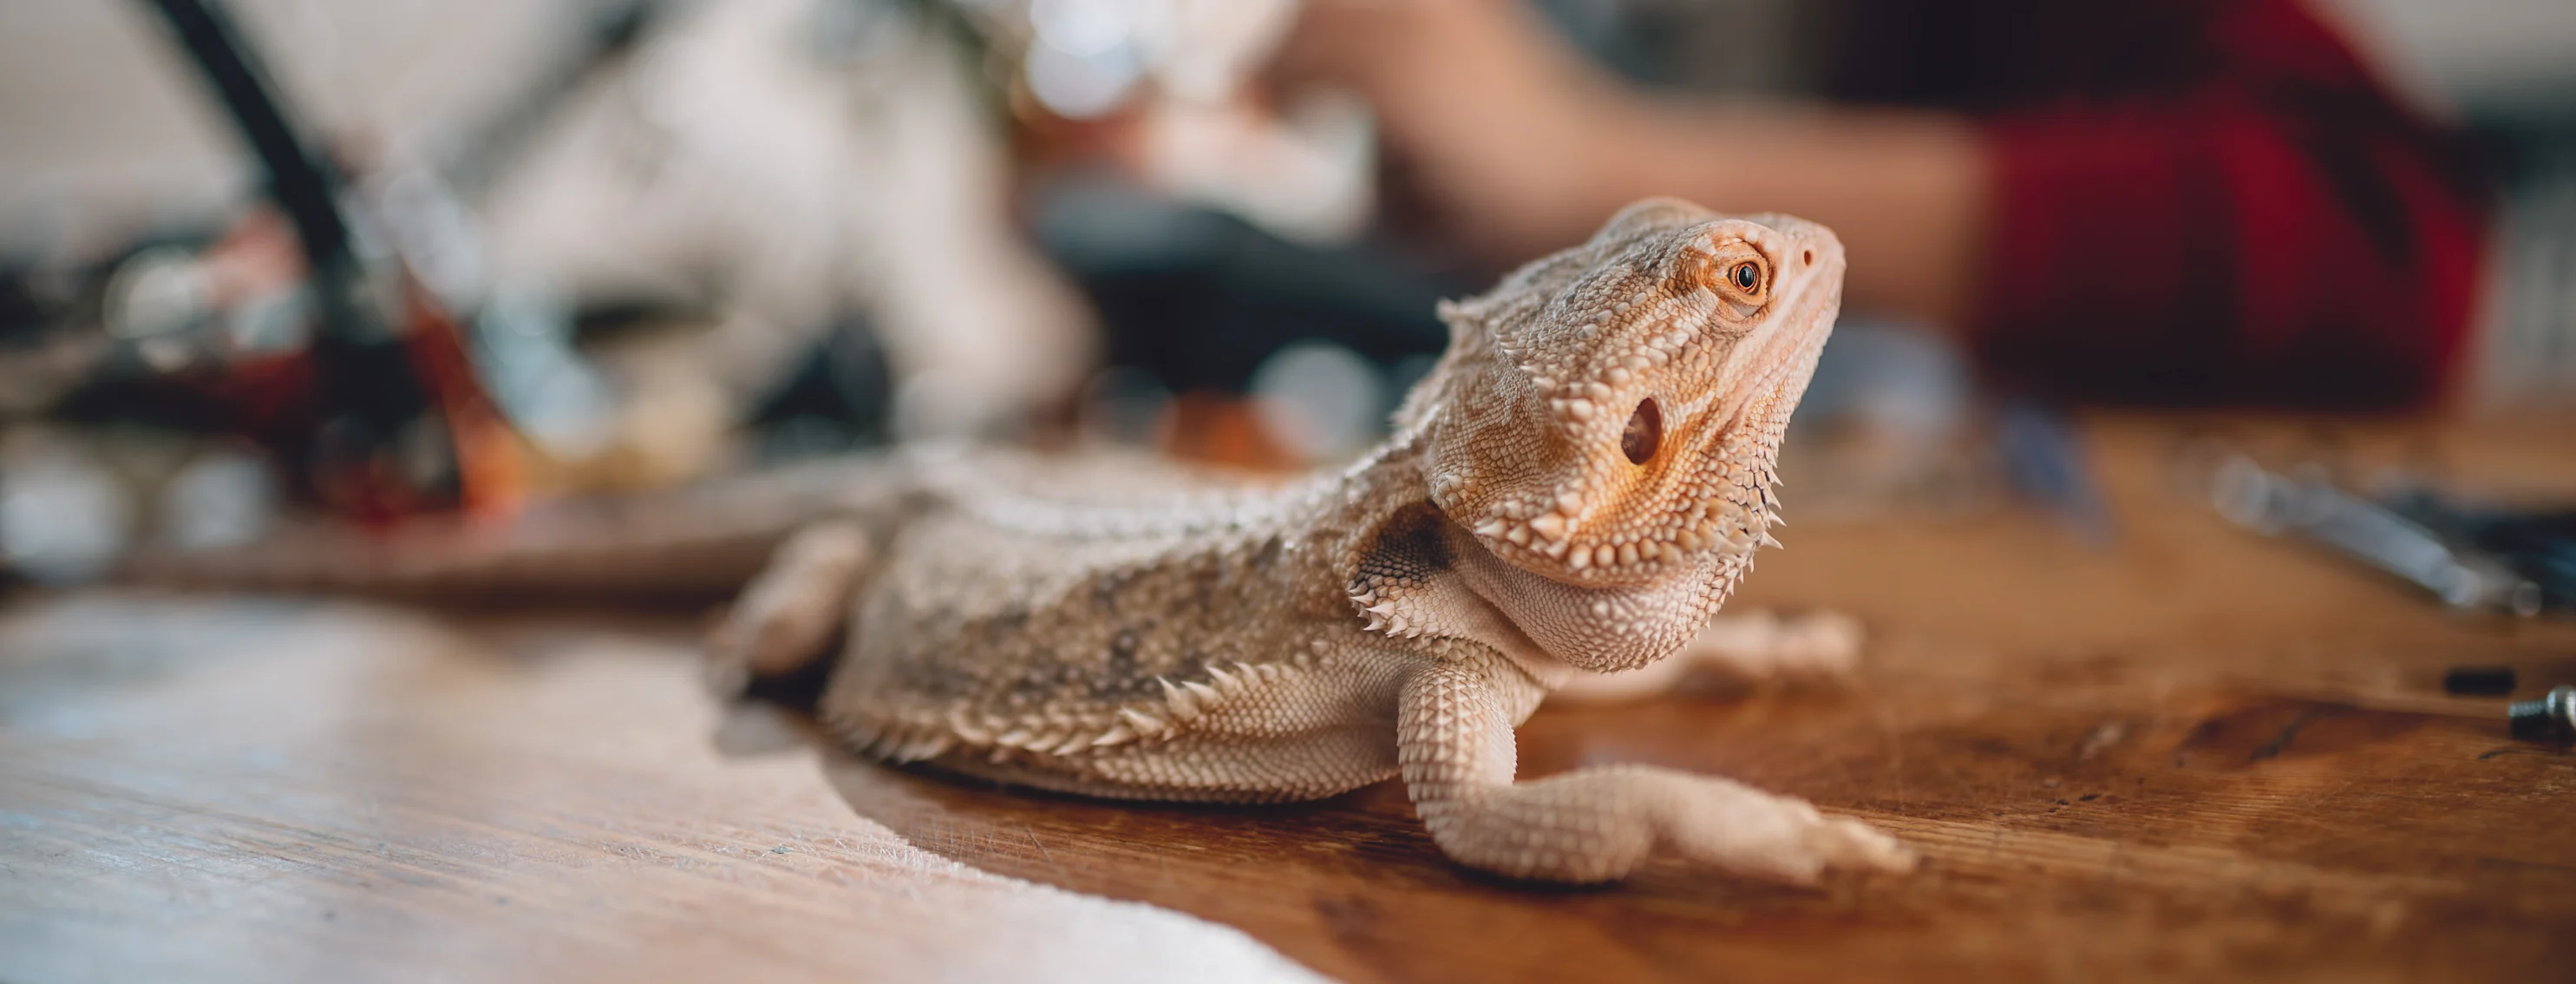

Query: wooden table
(5, 414), (2575, 982)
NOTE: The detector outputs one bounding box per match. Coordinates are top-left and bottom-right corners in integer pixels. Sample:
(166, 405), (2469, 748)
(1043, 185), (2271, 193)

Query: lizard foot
(1804, 813), (1919, 877)
(1659, 776), (1916, 885)
(1408, 661), (1914, 884)
(1685, 609), (1864, 681)
(705, 521), (871, 697)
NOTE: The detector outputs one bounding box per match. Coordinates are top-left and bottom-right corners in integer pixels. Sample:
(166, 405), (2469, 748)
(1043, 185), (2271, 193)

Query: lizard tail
(128, 456), (908, 603)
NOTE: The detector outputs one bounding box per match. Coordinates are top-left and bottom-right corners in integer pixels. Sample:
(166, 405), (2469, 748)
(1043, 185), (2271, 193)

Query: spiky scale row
(847, 656), (1313, 771)
(1471, 477), (1768, 579)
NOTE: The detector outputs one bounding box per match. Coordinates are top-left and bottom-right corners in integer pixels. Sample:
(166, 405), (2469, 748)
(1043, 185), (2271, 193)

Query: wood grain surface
(0, 604), (1323, 984)
(5, 413), (2575, 982)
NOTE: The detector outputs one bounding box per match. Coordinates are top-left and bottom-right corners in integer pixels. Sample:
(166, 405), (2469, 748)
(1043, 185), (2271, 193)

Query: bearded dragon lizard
(157, 199), (1912, 884)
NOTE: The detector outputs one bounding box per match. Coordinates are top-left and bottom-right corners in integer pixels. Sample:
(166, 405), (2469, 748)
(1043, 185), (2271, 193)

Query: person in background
(1272, 0), (2489, 410)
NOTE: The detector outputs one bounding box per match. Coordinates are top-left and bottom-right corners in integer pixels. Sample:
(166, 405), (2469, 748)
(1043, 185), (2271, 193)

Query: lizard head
(1406, 198), (1844, 592)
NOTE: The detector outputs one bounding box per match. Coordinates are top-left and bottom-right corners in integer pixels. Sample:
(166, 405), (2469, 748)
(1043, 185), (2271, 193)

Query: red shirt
(1831, 0), (2488, 408)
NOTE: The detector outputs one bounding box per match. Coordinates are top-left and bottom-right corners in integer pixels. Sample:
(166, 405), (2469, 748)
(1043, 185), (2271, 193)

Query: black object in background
(2443, 665), (2519, 696)
(137, 0), (457, 506)
(745, 314), (899, 457)
(1032, 176), (1457, 396)
(2392, 491), (2576, 614)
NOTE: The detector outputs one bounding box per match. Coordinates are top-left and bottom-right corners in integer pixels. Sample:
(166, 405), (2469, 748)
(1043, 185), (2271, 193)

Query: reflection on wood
(0, 601), (1322, 984)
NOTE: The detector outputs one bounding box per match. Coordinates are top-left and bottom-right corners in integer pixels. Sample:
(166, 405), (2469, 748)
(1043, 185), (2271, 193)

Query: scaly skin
(157, 199), (1912, 883)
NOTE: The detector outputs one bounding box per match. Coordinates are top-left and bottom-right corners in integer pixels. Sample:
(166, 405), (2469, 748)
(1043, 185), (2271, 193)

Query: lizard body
(160, 199), (1911, 883)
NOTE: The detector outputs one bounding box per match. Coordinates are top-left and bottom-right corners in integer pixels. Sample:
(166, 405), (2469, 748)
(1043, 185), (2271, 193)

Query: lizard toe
(1807, 815), (1918, 876)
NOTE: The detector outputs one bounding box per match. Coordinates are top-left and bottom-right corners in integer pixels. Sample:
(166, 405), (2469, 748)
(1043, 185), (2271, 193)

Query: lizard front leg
(705, 521), (873, 695)
(1398, 659), (1913, 883)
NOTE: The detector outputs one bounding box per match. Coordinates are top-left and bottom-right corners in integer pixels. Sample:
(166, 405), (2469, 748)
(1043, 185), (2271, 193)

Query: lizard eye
(1620, 397), (1662, 464)
(1730, 261), (1762, 292)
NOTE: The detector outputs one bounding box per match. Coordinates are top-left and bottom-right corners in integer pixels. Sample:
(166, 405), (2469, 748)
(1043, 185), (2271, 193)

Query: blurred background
(1, 0), (2573, 603)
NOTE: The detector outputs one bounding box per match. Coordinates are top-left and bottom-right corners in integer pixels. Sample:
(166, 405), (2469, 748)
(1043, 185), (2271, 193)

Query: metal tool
(2383, 489), (2576, 615)
(2509, 686), (2576, 744)
(2207, 453), (2543, 616)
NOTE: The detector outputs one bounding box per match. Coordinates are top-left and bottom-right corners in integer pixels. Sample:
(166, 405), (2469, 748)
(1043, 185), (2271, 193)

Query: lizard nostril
(1621, 397), (1662, 465)
(1801, 248), (1814, 266)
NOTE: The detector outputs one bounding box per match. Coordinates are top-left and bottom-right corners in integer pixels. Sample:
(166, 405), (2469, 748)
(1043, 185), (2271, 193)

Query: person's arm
(1277, 0), (2489, 407)
(1276, 0), (1988, 329)
(1593, 104), (1988, 332)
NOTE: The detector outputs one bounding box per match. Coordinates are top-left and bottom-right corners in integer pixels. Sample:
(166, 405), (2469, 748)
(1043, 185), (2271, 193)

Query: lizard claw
(1664, 777), (1915, 884)
(1807, 815), (1918, 876)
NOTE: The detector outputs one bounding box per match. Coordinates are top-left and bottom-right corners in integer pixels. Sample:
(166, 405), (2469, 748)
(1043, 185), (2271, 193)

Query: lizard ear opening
(1621, 397), (1663, 465)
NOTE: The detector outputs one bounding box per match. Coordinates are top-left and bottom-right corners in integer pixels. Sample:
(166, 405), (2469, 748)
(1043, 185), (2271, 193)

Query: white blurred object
(1016, 0), (1298, 110)
(0, 436), (134, 586)
(1143, 91), (1375, 246)
(995, 0), (1373, 245)
(159, 447), (277, 552)
(2314, 0), (2576, 120)
(1137, 0), (1373, 245)
(475, 0), (1100, 440)
(1026, 29), (1144, 119)
(1248, 341), (1383, 462)
(101, 246), (216, 374)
